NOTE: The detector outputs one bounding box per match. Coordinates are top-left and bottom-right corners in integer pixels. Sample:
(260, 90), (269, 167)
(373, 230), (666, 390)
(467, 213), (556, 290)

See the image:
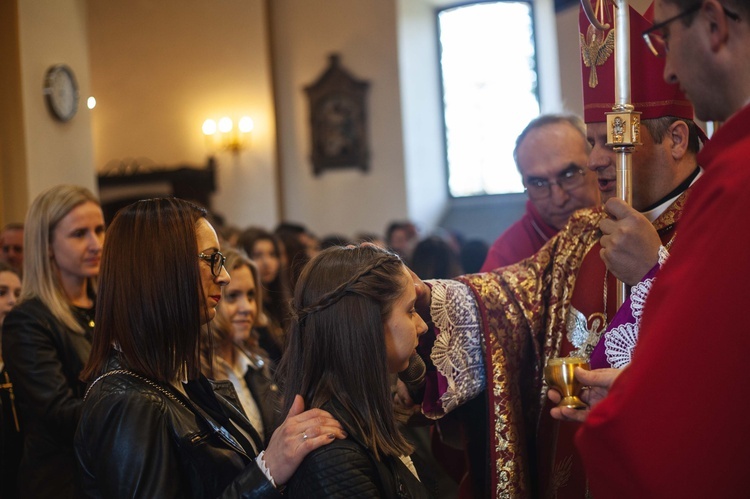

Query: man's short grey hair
(513, 114), (590, 171)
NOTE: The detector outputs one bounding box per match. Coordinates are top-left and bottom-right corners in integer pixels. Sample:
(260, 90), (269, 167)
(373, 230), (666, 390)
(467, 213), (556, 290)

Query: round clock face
(44, 65), (79, 122)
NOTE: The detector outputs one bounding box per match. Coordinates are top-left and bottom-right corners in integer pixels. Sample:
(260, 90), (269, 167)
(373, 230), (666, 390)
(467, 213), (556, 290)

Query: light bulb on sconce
(218, 117), (233, 133)
(238, 116), (254, 133)
(202, 119), (217, 135)
(203, 116), (253, 154)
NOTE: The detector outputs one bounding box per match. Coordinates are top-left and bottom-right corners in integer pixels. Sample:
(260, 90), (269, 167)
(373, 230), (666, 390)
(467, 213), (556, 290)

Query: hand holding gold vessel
(544, 357), (590, 410)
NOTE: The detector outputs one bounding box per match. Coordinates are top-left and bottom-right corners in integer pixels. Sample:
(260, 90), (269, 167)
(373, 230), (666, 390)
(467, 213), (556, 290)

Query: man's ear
(703, 0), (731, 51)
(668, 120), (690, 160)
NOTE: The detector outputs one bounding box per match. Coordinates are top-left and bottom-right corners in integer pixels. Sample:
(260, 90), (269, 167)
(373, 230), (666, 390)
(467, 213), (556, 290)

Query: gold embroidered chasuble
(448, 193), (688, 498)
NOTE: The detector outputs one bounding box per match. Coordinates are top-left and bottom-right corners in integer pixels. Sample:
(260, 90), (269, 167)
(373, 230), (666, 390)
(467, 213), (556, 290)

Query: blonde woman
(203, 249), (280, 443)
(2, 185), (104, 498)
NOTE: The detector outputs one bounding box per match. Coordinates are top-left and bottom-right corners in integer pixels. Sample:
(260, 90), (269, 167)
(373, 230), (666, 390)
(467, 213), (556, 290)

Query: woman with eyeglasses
(2, 185), (104, 498)
(75, 198), (344, 498)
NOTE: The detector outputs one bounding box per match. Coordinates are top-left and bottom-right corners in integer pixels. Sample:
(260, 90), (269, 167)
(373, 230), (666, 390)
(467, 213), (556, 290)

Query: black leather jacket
(285, 401), (432, 499)
(75, 356), (280, 498)
(239, 346), (281, 442)
(1, 298), (93, 498)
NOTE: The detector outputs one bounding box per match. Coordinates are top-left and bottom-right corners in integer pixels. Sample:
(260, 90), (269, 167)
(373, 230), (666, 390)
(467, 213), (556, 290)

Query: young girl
(239, 228), (291, 365)
(202, 249), (280, 443)
(278, 244), (431, 498)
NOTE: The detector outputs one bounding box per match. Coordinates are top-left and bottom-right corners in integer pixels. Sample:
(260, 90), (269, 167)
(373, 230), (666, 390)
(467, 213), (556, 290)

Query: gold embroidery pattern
(653, 188), (690, 231)
(550, 454), (574, 496)
(459, 208), (605, 497)
(453, 193), (691, 497)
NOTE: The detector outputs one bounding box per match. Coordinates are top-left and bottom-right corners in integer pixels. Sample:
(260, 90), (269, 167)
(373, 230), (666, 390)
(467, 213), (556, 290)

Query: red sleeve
(576, 144), (750, 497)
(481, 211), (549, 271)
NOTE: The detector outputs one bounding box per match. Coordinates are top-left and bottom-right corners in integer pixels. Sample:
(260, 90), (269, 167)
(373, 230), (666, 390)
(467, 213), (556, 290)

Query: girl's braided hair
(277, 244), (414, 458)
(295, 251), (399, 326)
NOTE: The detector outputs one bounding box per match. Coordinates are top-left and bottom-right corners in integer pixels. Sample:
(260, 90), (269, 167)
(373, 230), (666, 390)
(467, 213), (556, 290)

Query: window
(438, 1), (540, 197)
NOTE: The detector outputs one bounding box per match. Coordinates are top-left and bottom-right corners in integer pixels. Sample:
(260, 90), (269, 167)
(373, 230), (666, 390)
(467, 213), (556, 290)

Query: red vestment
(480, 200), (559, 272)
(424, 196), (687, 497)
(530, 214), (678, 498)
(577, 103), (750, 497)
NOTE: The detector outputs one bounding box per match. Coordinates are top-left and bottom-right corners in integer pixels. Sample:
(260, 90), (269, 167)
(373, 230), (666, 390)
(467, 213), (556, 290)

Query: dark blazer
(75, 356), (280, 498)
(1, 298), (93, 498)
(285, 401), (433, 499)
(239, 346), (281, 442)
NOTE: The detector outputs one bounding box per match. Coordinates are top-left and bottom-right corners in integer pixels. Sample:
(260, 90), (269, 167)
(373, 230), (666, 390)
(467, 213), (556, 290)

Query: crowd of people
(1, 0), (748, 496)
(0, 184), (483, 498)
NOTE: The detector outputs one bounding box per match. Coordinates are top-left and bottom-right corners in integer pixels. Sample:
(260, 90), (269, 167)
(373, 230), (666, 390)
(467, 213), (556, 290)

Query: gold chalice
(544, 357), (590, 410)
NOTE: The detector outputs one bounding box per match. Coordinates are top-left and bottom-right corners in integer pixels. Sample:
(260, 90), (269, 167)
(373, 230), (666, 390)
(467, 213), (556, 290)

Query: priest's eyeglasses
(643, 2), (740, 57)
(198, 251), (226, 277)
(524, 167), (587, 200)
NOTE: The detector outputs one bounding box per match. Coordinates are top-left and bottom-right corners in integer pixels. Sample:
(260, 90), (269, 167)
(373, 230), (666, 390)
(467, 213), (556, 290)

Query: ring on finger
(302, 432), (309, 441)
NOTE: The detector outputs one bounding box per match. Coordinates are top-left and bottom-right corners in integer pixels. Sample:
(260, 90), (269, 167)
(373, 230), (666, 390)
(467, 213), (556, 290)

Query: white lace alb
(603, 277), (654, 368)
(426, 279), (486, 417)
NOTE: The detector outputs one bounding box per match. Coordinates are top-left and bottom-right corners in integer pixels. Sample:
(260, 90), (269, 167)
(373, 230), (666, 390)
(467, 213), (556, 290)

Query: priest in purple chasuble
(415, 2), (705, 497)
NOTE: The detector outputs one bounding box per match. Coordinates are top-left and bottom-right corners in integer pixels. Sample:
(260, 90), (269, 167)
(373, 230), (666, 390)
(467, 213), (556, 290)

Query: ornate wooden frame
(305, 54), (370, 175)
(97, 157), (216, 223)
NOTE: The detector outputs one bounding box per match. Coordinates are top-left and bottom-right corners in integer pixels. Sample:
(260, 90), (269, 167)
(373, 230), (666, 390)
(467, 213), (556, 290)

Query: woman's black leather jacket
(2, 297), (93, 498)
(75, 356), (280, 498)
(285, 401), (432, 499)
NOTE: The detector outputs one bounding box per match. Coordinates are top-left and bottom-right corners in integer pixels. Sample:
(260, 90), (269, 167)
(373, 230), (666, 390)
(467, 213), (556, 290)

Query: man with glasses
(409, 2), (705, 497)
(574, 0), (750, 496)
(480, 114), (600, 271)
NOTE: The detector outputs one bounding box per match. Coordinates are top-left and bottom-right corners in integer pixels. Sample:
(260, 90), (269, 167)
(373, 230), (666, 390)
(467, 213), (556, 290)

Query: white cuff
(255, 450), (277, 488)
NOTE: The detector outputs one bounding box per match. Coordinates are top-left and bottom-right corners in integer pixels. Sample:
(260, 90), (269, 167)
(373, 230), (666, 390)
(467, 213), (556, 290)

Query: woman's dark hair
(460, 239), (490, 274)
(82, 198), (209, 383)
(277, 244), (413, 459)
(238, 227), (291, 347)
(410, 236), (464, 279)
(274, 229), (310, 292)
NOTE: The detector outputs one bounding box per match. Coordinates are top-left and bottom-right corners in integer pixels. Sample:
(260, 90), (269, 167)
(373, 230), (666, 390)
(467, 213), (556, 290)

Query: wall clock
(44, 64), (79, 122)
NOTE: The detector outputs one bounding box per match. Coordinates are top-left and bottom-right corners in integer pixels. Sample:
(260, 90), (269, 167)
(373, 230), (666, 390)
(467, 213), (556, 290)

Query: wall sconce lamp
(202, 116), (254, 154)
